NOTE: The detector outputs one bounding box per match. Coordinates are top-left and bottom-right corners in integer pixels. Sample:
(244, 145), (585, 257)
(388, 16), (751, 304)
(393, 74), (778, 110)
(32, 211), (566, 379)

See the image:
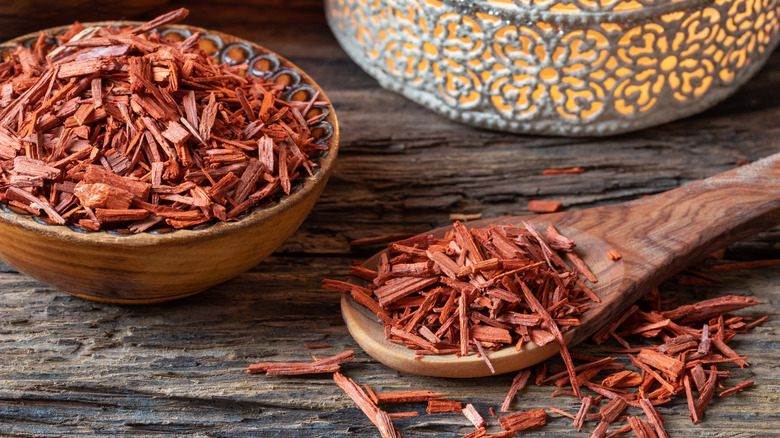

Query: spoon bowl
(342, 153), (780, 377)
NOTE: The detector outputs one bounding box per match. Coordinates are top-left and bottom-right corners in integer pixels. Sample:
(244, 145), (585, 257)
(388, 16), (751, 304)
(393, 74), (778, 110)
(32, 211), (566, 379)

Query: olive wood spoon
(341, 152), (780, 378)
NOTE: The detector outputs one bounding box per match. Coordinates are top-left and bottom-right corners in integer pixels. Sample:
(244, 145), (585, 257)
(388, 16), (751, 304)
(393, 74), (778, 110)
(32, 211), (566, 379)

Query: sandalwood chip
(602, 370), (643, 388)
(74, 182), (134, 209)
(374, 390), (443, 404)
(548, 406), (576, 420)
(637, 349), (684, 381)
(387, 411), (419, 420)
(246, 350), (353, 375)
(501, 370), (531, 412)
(427, 399), (462, 414)
(497, 408), (546, 432)
(543, 167), (585, 175)
(462, 404), (487, 428)
(527, 200), (563, 213)
(718, 380), (753, 397)
(661, 295), (758, 323)
(303, 343), (332, 349)
(94, 208), (149, 223)
(573, 396), (593, 431)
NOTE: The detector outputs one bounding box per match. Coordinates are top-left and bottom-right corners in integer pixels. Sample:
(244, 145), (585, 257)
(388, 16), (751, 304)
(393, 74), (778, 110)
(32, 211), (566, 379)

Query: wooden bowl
(0, 23), (339, 304)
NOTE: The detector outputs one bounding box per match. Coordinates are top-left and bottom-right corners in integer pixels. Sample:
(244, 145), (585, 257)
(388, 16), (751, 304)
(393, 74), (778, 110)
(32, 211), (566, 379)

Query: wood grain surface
(1, 1), (779, 436)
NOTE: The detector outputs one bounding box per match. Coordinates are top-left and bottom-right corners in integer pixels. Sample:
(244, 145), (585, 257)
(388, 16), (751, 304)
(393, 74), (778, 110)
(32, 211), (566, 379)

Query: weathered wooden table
(1, 1), (779, 436)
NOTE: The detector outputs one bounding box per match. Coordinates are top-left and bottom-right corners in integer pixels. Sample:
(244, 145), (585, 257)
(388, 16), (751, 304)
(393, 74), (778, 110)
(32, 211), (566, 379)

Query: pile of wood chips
(0, 8), (326, 231)
(324, 220), (600, 395)
(302, 224), (766, 437)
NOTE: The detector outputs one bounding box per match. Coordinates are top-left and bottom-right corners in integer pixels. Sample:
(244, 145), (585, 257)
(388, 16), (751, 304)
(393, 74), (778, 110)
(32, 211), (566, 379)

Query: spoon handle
(564, 152), (780, 345)
(615, 152), (779, 267)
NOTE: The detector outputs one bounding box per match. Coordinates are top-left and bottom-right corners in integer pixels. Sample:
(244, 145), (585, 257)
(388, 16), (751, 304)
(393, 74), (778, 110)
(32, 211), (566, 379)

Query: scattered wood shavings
(374, 390), (443, 404)
(463, 403), (487, 428)
(500, 370), (531, 412)
(427, 399), (462, 414)
(246, 350), (353, 375)
(497, 408), (547, 432)
(303, 343), (332, 349)
(527, 200), (563, 213)
(543, 167), (585, 176)
(449, 213), (483, 221)
(333, 372), (403, 438)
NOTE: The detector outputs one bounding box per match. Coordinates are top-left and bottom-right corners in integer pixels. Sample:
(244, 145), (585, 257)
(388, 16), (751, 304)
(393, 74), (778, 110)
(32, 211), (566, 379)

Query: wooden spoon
(342, 152), (780, 378)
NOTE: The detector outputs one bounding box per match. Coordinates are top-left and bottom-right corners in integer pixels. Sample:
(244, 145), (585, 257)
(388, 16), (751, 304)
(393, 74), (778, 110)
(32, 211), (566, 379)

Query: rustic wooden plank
(0, 1), (779, 436)
(0, 258), (778, 436)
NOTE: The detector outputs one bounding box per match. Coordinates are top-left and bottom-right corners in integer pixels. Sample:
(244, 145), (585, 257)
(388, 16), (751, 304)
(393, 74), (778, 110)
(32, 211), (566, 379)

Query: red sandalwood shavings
(0, 9), (325, 231)
(591, 420), (610, 438)
(661, 295), (758, 323)
(303, 343), (332, 349)
(374, 390), (443, 404)
(693, 365), (718, 420)
(636, 349), (684, 382)
(324, 221), (597, 395)
(427, 399), (463, 414)
(602, 370), (643, 388)
(527, 200), (563, 213)
(598, 396), (629, 423)
(497, 408), (547, 432)
(543, 167), (585, 175)
(628, 416), (656, 438)
(718, 380), (753, 397)
(246, 350), (353, 375)
(558, 287), (762, 436)
(333, 372), (403, 438)
(606, 423), (633, 438)
(548, 406), (576, 419)
(500, 370), (531, 412)
(460, 427), (487, 438)
(462, 404), (487, 428)
(450, 213), (483, 221)
(573, 395), (594, 431)
(638, 398), (668, 438)
(387, 412), (419, 420)
(318, 237), (764, 438)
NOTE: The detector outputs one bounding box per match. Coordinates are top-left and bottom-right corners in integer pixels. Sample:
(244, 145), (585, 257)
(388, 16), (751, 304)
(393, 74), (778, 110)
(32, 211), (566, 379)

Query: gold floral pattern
(326, 0), (780, 135)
